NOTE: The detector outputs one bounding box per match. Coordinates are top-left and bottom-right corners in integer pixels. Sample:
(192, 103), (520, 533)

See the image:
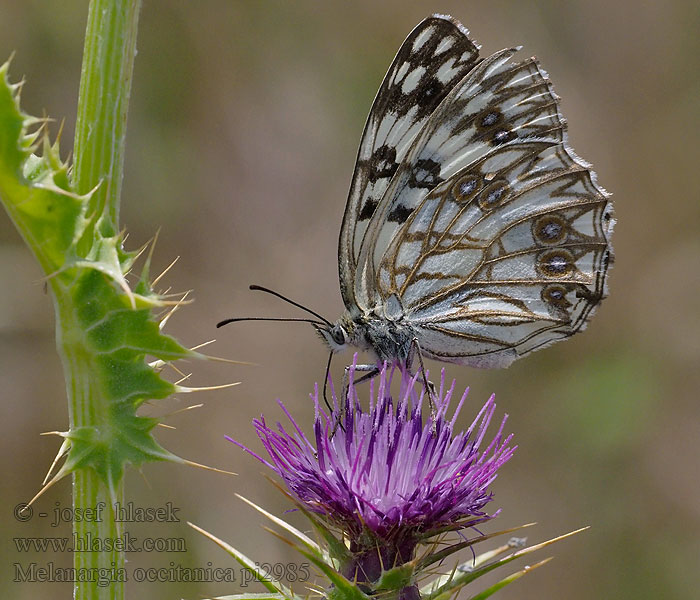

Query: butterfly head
(315, 317), (353, 353)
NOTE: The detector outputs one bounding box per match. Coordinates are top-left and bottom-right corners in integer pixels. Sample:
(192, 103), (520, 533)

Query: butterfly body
(318, 14), (613, 371)
(320, 305), (417, 365)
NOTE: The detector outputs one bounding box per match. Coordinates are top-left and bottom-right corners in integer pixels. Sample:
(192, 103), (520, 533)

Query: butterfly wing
(356, 41), (613, 367)
(339, 15), (480, 311)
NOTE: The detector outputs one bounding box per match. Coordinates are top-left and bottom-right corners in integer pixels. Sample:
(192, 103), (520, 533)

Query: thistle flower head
(231, 360), (514, 561)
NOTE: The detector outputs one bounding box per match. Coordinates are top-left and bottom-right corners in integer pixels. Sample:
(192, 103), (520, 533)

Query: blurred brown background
(1, 1), (698, 598)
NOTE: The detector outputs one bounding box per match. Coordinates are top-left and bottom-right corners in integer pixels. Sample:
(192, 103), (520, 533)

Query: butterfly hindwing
(339, 15), (481, 310)
(397, 170), (610, 367)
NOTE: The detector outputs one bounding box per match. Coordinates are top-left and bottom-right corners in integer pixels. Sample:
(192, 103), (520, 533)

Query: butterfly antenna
(247, 284), (333, 328)
(216, 317), (327, 328)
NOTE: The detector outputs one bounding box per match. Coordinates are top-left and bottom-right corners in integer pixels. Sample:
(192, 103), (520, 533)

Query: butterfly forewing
(357, 50), (569, 294)
(344, 19), (612, 367)
(339, 15), (480, 310)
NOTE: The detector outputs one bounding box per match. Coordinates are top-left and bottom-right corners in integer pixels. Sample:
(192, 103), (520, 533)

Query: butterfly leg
(331, 364), (379, 437)
(321, 351), (335, 415)
(341, 363), (380, 413)
(409, 337), (437, 414)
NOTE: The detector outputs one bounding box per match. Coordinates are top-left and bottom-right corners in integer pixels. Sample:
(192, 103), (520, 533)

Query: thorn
(129, 241), (151, 268)
(166, 362), (188, 377)
(174, 373), (192, 385)
(513, 526), (589, 558)
(176, 381), (241, 393)
(149, 296), (194, 307)
(42, 439), (70, 485)
(117, 276), (136, 310)
(138, 467), (153, 491)
(37, 264), (67, 284)
(189, 339), (216, 352)
(167, 403), (204, 416)
(55, 118), (66, 145)
(203, 354), (257, 366)
(184, 339), (257, 365)
(141, 228), (161, 280)
(157, 423), (177, 430)
(25, 468), (69, 510)
(147, 359), (188, 377)
(152, 255), (180, 287)
(153, 403), (205, 424)
(178, 458), (236, 476)
(158, 289), (190, 330)
(159, 289), (193, 300)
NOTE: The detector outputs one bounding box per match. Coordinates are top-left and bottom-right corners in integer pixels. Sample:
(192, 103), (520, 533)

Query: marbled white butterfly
(220, 14), (614, 377)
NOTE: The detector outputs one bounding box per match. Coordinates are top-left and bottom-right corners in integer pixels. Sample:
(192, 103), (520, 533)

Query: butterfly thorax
(320, 309), (416, 364)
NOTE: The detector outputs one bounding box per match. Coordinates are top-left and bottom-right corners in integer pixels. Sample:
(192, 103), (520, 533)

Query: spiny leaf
(423, 527), (587, 600)
(0, 60), (206, 500)
(0, 62), (86, 274)
(188, 522), (300, 599)
(465, 558), (552, 600)
(416, 523), (535, 572)
(236, 494), (323, 557)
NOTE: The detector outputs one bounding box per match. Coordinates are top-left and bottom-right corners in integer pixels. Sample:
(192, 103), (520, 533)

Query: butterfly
(220, 14), (613, 379)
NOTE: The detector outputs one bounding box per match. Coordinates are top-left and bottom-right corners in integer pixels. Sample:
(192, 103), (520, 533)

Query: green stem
(73, 0), (141, 227)
(69, 1), (141, 598)
(56, 281), (126, 600)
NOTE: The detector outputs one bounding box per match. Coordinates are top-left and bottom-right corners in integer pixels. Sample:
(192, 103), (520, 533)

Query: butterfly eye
(331, 327), (347, 346)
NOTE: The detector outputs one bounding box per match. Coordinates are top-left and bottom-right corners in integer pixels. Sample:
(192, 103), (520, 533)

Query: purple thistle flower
(229, 356), (515, 540)
(228, 360), (515, 590)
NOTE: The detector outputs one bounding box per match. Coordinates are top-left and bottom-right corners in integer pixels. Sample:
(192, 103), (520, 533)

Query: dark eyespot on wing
(532, 214), (568, 245)
(536, 249), (575, 278)
(477, 179), (511, 211)
(472, 106), (517, 145)
(451, 173), (482, 203)
(542, 283), (572, 309)
(411, 77), (447, 120)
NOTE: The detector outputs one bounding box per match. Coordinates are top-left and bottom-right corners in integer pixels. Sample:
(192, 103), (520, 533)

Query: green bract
(191, 494), (585, 600)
